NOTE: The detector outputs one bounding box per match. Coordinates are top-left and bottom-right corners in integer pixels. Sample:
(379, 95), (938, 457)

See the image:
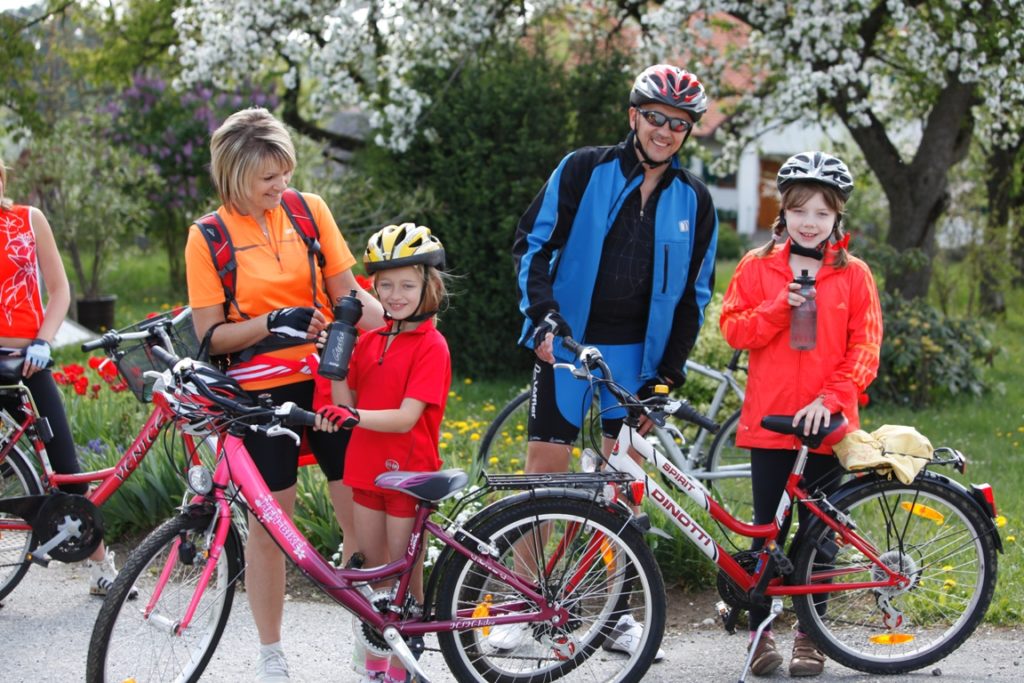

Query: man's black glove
(267, 307), (316, 340)
(532, 310), (571, 347)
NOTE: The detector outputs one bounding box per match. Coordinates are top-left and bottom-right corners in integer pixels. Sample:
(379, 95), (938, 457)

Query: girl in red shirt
(319, 223), (450, 683)
(720, 152), (882, 679)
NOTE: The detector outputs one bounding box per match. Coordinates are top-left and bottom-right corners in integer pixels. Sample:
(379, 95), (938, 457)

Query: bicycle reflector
(653, 384), (669, 395)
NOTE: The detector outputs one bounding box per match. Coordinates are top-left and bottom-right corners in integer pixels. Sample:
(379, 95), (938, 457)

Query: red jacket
(720, 241), (882, 453)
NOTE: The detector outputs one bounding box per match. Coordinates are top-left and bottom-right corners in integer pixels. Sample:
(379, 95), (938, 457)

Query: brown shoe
(748, 633), (783, 676)
(789, 633), (826, 677)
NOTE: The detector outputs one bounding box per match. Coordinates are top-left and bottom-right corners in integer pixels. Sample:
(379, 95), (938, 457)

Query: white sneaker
(255, 647), (291, 682)
(88, 551), (138, 600)
(602, 614), (665, 661)
(485, 623), (529, 650)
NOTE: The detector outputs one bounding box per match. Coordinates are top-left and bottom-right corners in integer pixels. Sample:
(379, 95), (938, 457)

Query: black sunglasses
(636, 108), (693, 133)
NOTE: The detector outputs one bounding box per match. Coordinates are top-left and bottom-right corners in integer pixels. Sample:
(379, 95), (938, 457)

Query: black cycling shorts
(243, 380), (349, 491)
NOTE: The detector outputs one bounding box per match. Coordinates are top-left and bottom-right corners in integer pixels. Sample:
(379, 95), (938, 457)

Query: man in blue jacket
(504, 64), (719, 656)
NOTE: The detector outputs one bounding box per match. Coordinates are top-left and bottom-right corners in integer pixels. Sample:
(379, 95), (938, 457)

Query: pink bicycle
(85, 346), (667, 683)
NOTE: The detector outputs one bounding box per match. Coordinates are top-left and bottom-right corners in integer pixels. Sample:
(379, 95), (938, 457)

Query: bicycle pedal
(765, 540), (793, 575)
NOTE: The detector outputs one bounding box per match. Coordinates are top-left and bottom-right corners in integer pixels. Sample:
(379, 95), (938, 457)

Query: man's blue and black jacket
(513, 133), (718, 385)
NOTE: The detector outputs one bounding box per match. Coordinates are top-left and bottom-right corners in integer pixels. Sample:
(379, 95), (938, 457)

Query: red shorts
(352, 487), (419, 518)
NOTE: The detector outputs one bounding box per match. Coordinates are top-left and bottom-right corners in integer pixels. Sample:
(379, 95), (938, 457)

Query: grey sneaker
(255, 648), (290, 682)
(602, 614), (666, 661)
(88, 551), (138, 600)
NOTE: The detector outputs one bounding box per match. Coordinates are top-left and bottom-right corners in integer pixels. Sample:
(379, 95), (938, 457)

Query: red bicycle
(552, 330), (1002, 681)
(0, 308), (220, 601)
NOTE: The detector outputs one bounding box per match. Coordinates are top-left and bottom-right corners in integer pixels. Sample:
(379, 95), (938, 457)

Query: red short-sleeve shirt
(343, 319), (451, 492)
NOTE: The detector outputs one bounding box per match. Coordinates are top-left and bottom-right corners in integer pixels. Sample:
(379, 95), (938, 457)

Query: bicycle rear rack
(484, 471), (635, 490)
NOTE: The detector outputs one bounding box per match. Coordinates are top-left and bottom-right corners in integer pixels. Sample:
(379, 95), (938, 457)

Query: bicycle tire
(703, 410), (753, 526)
(436, 496), (665, 683)
(0, 438), (42, 601)
(477, 389), (531, 474)
(87, 510), (242, 683)
(790, 475), (998, 675)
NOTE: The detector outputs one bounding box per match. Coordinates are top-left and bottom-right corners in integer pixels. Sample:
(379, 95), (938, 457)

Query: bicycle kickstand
(737, 598), (783, 683)
(383, 627), (432, 683)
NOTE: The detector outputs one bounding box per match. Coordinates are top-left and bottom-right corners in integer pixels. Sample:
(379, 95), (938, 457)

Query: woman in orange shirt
(720, 152), (882, 678)
(0, 156), (130, 596)
(184, 109), (384, 682)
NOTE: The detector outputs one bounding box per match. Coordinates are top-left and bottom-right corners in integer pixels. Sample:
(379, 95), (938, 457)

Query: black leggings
(748, 447), (844, 631)
(0, 368), (87, 494)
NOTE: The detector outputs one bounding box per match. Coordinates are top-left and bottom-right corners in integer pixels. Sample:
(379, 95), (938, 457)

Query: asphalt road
(2, 558), (1020, 682)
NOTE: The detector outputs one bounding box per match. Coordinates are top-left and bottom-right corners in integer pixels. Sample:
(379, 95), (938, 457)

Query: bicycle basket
(111, 308), (200, 403)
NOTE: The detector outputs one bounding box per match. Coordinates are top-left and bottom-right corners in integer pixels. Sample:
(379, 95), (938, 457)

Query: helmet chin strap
(788, 238), (827, 260)
(631, 127), (672, 169)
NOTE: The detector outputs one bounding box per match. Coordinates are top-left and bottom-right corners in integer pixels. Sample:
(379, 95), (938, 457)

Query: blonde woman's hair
(209, 108), (296, 214)
(758, 182), (849, 268)
(0, 157), (12, 211)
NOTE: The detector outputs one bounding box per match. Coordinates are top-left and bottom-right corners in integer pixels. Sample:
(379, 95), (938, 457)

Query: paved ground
(2, 558), (1020, 682)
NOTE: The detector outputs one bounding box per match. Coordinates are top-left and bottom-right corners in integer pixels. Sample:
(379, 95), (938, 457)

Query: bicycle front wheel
(437, 496), (665, 683)
(791, 475), (998, 675)
(477, 389), (530, 474)
(0, 441), (42, 601)
(87, 510), (242, 683)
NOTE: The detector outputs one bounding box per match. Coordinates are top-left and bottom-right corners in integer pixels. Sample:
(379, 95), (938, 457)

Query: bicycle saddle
(761, 413), (848, 450)
(0, 356), (25, 383)
(375, 469), (469, 503)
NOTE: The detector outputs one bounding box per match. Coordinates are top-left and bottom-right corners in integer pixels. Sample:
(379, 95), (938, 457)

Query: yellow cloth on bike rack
(833, 425), (934, 484)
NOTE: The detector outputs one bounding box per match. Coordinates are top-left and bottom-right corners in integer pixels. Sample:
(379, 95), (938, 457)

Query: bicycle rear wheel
(87, 510), (242, 683)
(0, 439), (41, 601)
(704, 410), (753, 526)
(791, 475), (998, 675)
(437, 496), (665, 683)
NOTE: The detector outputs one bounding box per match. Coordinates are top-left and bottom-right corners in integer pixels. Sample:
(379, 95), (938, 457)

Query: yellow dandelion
(996, 515), (1007, 528)
(470, 433), (480, 441)
(1007, 535), (1016, 543)
(572, 447), (581, 458)
(443, 432), (453, 440)
(448, 390), (456, 397)
(516, 424), (525, 431)
(464, 378), (473, 385)
(515, 435), (524, 442)
(510, 458), (520, 466)
(440, 442), (448, 449)
(942, 565), (953, 572)
(515, 469), (524, 475)
(943, 578), (956, 591)
(489, 456), (499, 465)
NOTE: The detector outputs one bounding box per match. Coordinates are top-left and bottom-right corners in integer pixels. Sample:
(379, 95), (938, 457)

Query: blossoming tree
(172, 0), (1024, 299)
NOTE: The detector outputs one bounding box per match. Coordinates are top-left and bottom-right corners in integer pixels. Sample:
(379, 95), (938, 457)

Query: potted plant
(12, 112), (159, 331)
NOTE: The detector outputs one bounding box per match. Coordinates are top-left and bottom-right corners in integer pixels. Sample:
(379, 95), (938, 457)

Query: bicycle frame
(602, 423), (912, 600)
(680, 350), (745, 469)
(167, 432), (577, 643)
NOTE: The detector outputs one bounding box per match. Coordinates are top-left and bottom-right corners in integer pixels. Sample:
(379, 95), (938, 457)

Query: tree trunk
(834, 81), (976, 301)
(979, 144), (1019, 315)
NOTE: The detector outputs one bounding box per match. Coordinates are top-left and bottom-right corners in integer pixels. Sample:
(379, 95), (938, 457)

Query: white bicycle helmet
(777, 152), (854, 200)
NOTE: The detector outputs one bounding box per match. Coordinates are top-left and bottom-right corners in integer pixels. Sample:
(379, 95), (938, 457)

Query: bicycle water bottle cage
(760, 413), (848, 450)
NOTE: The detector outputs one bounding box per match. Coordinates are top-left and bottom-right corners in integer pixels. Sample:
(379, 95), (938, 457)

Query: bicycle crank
(30, 493), (104, 563)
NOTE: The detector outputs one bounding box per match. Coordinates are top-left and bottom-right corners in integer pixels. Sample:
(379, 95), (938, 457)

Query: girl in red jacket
(720, 152), (883, 678)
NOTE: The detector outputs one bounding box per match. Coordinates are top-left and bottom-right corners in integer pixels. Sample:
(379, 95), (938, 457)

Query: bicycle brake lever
(261, 423), (302, 445)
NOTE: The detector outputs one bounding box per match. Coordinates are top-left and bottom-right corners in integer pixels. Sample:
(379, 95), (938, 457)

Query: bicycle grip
(81, 331), (118, 353)
(672, 401), (720, 434)
(285, 403), (318, 428)
(150, 345), (179, 370)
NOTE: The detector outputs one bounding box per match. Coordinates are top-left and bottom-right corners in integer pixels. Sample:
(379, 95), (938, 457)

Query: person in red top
(319, 223), (450, 683)
(0, 156), (131, 596)
(720, 152), (883, 678)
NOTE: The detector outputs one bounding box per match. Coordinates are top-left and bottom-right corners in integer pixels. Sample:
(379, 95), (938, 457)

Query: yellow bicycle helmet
(363, 223), (446, 274)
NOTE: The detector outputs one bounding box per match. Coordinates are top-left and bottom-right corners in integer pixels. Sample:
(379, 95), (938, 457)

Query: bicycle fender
(825, 471), (1003, 554)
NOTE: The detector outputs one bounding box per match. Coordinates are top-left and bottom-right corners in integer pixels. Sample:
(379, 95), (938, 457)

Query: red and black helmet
(629, 65), (709, 122)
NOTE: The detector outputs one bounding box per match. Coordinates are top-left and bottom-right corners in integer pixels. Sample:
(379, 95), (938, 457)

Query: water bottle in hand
(318, 290), (363, 380)
(790, 270), (817, 351)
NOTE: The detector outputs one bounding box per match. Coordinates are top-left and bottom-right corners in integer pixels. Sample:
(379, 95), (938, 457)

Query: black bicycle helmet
(629, 64), (708, 122)
(364, 223), (445, 274)
(777, 151), (855, 201)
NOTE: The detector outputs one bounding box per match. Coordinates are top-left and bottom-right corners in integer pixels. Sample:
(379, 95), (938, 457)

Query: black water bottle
(318, 290), (363, 380)
(790, 270), (817, 351)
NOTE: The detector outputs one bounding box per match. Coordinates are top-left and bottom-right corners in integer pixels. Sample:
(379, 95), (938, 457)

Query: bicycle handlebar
(81, 307), (192, 352)
(556, 332), (720, 434)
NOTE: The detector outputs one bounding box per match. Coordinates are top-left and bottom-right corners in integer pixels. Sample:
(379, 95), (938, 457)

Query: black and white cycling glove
(267, 307), (316, 340)
(532, 310), (571, 347)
